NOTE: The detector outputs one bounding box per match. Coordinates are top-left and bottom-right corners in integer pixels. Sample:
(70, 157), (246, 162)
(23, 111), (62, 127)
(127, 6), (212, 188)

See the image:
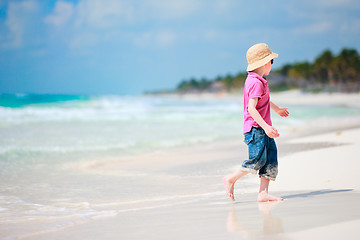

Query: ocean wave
(0, 95), (242, 123)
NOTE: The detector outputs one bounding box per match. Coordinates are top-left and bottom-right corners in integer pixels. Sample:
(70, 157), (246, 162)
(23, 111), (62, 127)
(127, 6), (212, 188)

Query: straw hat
(246, 43), (278, 71)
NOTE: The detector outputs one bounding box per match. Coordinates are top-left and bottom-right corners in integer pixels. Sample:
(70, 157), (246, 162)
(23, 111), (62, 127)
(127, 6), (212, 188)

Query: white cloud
(45, 0), (133, 29)
(43, 0), (134, 49)
(211, 0), (241, 14)
(133, 32), (152, 47)
(134, 31), (176, 47)
(2, 0), (37, 48)
(42, 0), (204, 49)
(2, 0), (356, 53)
(74, 0), (133, 29)
(313, 0), (359, 8)
(155, 31), (176, 46)
(44, 1), (74, 26)
(142, 0), (202, 20)
(69, 32), (99, 49)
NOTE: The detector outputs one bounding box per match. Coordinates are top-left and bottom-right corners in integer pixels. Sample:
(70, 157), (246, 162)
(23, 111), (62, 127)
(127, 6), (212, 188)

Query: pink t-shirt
(243, 72), (272, 133)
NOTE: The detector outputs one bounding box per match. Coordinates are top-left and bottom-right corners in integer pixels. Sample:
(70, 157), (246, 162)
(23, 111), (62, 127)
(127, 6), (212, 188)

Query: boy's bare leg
(257, 177), (283, 202)
(223, 169), (248, 201)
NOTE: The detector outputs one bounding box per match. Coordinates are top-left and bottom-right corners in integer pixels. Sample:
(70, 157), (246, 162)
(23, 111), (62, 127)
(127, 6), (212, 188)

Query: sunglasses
(271, 59), (274, 65)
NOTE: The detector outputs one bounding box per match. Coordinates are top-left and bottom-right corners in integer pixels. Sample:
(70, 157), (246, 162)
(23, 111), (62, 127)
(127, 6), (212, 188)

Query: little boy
(223, 43), (289, 202)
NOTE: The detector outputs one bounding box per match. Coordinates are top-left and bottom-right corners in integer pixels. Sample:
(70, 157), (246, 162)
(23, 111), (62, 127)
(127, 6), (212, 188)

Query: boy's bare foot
(223, 176), (235, 201)
(257, 191), (283, 202)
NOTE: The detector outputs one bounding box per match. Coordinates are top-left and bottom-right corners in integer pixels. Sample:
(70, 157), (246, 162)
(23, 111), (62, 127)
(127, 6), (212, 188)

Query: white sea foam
(0, 141), (137, 155)
(0, 191), (226, 240)
(0, 95), (242, 123)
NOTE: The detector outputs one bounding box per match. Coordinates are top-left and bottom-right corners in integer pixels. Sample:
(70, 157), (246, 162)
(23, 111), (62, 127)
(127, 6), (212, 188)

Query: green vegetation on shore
(276, 48), (360, 93)
(147, 48), (360, 94)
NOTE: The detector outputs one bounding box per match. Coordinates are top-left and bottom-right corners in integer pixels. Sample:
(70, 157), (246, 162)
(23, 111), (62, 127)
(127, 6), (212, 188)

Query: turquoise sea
(1, 93), (360, 239)
(0, 94), (244, 157)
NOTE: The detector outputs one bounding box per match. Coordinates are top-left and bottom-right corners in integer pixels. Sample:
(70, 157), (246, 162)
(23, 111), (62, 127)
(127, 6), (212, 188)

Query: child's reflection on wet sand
(227, 201), (283, 239)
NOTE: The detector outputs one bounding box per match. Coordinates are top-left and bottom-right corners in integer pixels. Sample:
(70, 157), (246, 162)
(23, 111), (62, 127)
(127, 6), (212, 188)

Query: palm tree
(333, 48), (360, 83)
(313, 49), (333, 83)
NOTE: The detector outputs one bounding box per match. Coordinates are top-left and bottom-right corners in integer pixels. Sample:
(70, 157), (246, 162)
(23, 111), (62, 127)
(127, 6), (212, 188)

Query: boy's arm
(248, 98), (279, 138)
(270, 101), (289, 117)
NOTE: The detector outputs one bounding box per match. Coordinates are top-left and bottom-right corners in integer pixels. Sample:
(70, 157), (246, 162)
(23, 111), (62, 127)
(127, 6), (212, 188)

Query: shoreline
(2, 91), (360, 240)
(3, 126), (360, 240)
(50, 125), (360, 240)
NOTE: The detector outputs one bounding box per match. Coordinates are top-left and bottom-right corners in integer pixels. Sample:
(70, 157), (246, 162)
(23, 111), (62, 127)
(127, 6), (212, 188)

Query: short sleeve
(248, 81), (264, 99)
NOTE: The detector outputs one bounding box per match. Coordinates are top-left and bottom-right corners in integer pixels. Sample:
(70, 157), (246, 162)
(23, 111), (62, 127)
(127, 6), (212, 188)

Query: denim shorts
(241, 127), (278, 181)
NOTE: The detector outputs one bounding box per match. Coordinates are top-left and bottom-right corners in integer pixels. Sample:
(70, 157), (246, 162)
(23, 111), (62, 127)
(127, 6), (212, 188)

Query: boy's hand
(264, 126), (280, 138)
(275, 107), (289, 117)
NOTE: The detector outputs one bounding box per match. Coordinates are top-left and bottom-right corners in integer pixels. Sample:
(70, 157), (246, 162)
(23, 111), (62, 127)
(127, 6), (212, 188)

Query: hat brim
(246, 52), (278, 71)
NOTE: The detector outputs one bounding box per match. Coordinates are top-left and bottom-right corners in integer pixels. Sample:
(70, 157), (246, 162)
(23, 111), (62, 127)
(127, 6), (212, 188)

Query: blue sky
(0, 0), (359, 95)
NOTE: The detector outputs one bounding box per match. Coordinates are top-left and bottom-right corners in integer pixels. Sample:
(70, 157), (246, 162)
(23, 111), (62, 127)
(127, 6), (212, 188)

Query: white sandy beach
(1, 91), (360, 240)
(275, 128), (360, 239)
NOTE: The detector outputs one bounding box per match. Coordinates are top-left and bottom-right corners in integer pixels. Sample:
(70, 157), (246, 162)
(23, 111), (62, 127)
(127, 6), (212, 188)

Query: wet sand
(20, 188), (360, 240)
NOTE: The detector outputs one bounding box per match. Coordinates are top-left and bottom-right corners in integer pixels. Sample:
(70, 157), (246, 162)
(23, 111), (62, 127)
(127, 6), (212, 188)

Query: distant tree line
(176, 72), (248, 93)
(174, 48), (360, 94)
(277, 48), (360, 92)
